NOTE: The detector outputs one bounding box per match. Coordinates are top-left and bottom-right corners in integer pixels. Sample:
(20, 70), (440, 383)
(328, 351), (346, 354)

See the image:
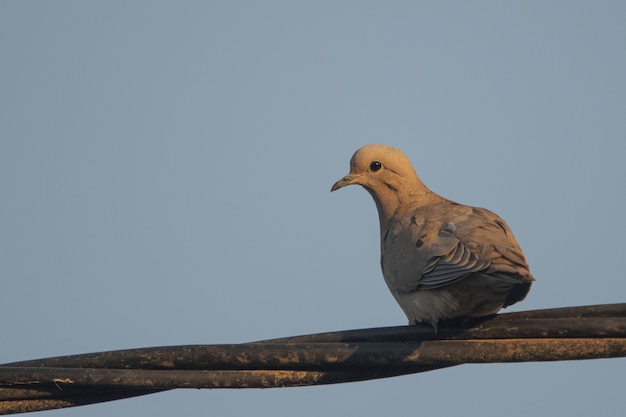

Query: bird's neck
(368, 179), (445, 233)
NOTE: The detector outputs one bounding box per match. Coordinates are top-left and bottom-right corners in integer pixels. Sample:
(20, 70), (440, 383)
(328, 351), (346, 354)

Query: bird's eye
(370, 161), (382, 172)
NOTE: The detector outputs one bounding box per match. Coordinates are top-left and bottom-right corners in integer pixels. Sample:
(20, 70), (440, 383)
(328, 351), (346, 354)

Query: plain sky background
(2, 1), (625, 416)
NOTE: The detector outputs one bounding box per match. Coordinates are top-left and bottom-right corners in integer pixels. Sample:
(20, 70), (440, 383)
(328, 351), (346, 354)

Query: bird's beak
(331, 173), (362, 192)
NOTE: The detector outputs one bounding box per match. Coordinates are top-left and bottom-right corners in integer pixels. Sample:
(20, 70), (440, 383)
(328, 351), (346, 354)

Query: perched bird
(331, 144), (534, 328)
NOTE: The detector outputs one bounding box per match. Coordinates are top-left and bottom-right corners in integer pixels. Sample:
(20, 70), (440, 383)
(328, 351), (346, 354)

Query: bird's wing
(418, 225), (490, 289)
(382, 204), (532, 293)
(463, 207), (534, 278)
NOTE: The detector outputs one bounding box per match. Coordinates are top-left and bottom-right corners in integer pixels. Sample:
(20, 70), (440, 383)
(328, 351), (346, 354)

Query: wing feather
(382, 203), (533, 294)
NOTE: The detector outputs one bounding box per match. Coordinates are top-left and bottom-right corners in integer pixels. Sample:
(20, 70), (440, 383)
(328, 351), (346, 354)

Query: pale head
(331, 144), (443, 227)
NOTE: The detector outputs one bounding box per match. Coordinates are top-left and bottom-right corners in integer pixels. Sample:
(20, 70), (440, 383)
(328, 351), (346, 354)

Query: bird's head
(332, 144), (440, 225)
(331, 144), (417, 193)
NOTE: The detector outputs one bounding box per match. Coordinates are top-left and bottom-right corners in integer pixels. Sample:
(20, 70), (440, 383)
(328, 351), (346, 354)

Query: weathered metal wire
(1, 303), (625, 414)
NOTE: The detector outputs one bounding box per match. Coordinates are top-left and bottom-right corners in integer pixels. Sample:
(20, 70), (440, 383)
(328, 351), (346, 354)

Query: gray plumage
(331, 144), (534, 328)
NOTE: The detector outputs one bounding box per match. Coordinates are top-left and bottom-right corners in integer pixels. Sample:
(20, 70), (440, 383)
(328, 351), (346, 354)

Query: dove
(331, 144), (534, 328)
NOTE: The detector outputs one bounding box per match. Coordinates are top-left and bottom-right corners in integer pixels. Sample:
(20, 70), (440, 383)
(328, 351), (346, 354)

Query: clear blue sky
(2, 2), (625, 416)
